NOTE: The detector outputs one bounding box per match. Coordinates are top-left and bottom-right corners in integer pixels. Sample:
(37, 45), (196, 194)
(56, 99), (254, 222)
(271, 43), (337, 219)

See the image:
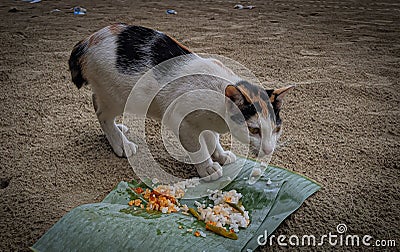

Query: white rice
(151, 178), (250, 233)
(250, 167), (262, 177)
(197, 189), (250, 232)
(161, 207), (168, 214)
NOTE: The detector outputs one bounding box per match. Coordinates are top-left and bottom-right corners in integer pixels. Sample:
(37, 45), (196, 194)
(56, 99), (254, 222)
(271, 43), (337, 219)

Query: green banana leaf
(31, 158), (321, 252)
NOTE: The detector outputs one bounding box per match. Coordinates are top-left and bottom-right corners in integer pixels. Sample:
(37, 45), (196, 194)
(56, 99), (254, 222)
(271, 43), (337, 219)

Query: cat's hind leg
(92, 94), (137, 157)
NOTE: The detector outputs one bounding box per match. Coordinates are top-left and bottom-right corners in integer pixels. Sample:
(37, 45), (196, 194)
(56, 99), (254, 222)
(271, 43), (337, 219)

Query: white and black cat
(68, 23), (294, 181)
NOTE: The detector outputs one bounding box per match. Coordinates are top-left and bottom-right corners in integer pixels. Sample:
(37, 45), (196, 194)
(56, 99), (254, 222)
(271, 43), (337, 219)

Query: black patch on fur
(253, 101), (262, 112)
(274, 108), (282, 125)
(265, 89), (274, 97)
(68, 40), (88, 89)
(271, 96), (282, 125)
(241, 103), (257, 119)
(265, 89), (282, 125)
(116, 26), (191, 74)
(229, 80), (261, 123)
(230, 103), (257, 123)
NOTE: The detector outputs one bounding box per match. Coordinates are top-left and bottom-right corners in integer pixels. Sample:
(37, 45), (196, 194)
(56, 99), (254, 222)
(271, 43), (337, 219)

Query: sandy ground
(0, 0), (399, 251)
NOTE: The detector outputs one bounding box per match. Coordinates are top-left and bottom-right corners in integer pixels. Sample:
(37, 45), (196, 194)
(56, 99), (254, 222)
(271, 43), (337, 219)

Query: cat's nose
(262, 145), (274, 156)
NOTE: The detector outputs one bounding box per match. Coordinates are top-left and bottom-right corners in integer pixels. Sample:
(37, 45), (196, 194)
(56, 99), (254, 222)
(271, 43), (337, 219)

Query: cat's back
(69, 23), (192, 89)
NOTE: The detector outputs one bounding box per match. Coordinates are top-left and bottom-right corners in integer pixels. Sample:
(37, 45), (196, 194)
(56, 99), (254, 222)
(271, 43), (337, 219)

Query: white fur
(78, 27), (274, 181)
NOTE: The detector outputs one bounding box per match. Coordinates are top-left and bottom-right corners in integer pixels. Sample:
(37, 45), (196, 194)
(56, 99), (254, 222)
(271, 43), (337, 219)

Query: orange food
(128, 199), (142, 207)
(206, 221), (217, 226)
(194, 231), (201, 237)
(224, 196), (232, 203)
(142, 189), (178, 213)
(143, 189), (151, 199)
(134, 199), (142, 207)
(128, 186), (181, 214)
(134, 187), (144, 194)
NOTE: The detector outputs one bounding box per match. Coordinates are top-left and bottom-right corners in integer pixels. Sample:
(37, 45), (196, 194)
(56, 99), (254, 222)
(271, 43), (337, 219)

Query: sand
(0, 0), (399, 251)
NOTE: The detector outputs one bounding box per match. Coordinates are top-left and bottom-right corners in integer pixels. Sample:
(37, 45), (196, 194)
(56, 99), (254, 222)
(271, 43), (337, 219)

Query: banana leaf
(31, 158), (320, 252)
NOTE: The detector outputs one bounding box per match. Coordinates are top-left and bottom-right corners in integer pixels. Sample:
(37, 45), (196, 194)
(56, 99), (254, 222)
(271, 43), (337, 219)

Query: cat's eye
(273, 126), (281, 133)
(248, 127), (260, 135)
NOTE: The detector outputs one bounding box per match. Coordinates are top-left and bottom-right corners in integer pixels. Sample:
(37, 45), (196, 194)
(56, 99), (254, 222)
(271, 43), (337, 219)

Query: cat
(68, 23), (294, 181)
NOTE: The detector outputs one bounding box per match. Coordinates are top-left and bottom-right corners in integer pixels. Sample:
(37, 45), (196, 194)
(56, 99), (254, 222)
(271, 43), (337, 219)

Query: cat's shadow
(73, 130), (116, 159)
(75, 127), (198, 179)
(145, 120), (198, 179)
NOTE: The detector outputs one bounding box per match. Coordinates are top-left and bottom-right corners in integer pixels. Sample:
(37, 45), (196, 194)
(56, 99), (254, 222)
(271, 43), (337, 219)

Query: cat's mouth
(249, 147), (264, 158)
(249, 145), (275, 158)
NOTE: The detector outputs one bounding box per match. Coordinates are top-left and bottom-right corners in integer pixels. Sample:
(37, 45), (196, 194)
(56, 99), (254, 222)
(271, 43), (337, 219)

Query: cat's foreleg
(92, 94), (137, 157)
(211, 133), (237, 166)
(100, 120), (137, 157)
(179, 124), (223, 181)
(116, 124), (129, 134)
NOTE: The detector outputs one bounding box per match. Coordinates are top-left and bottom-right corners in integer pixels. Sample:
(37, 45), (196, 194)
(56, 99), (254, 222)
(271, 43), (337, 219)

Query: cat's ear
(266, 85), (295, 110)
(225, 85), (251, 107)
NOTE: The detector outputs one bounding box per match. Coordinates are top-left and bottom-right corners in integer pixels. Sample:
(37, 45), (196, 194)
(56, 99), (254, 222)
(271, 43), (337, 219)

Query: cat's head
(225, 81), (294, 157)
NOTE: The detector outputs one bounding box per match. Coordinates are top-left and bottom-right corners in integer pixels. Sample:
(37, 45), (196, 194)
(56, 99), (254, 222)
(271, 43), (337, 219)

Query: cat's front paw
(122, 140), (138, 157)
(110, 137), (137, 158)
(196, 161), (223, 181)
(109, 124), (137, 157)
(213, 150), (237, 166)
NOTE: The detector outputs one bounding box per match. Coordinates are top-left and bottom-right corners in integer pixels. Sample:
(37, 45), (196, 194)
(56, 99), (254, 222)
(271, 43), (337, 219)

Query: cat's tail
(68, 40), (88, 89)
